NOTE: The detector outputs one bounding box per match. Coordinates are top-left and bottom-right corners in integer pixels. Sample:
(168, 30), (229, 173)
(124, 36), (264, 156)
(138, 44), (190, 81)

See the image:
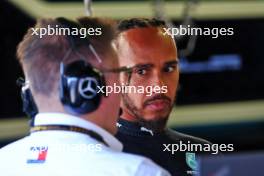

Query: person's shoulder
(166, 128), (211, 144)
(104, 149), (171, 176)
(0, 137), (29, 170)
(0, 137), (28, 153)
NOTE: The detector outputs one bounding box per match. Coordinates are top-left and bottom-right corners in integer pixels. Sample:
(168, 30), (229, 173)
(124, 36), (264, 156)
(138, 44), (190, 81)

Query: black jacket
(116, 118), (212, 176)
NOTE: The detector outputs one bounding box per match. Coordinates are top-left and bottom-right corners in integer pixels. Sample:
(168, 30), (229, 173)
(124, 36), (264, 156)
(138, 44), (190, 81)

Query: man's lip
(145, 99), (170, 110)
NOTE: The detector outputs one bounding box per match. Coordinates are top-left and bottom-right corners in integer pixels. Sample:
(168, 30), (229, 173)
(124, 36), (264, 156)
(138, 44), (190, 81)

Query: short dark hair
(117, 18), (165, 32)
(17, 17), (116, 96)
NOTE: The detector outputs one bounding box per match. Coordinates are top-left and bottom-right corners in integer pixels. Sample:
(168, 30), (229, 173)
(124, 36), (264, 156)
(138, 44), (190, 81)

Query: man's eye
(164, 65), (176, 73)
(136, 68), (147, 75)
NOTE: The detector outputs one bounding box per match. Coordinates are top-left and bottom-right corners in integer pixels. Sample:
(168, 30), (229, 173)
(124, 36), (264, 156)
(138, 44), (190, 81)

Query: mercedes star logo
(78, 77), (99, 99)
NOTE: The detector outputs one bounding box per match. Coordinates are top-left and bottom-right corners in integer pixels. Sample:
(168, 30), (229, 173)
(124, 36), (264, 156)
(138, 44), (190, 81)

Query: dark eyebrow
(99, 63), (154, 74)
(133, 63), (154, 70)
(100, 66), (133, 74)
(164, 60), (179, 66)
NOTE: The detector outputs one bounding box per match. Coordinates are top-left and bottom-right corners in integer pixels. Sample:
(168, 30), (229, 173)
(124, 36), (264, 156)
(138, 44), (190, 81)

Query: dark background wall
(0, 1), (35, 118)
(176, 18), (264, 105)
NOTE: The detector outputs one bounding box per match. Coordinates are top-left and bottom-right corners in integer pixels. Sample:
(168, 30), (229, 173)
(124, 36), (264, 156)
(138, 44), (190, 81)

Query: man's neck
(119, 110), (167, 134)
(120, 110), (138, 122)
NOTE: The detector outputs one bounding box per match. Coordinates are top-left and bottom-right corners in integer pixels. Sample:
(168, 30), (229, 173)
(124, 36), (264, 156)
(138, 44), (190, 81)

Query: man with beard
(114, 18), (211, 176)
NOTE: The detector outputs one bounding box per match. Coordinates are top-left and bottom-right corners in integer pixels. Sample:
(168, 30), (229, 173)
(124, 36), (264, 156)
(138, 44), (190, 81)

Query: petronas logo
(186, 152), (198, 171)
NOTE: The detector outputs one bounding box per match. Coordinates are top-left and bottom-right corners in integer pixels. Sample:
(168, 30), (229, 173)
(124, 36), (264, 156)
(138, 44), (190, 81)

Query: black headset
(57, 17), (106, 114)
(18, 17), (107, 120)
(59, 59), (106, 114)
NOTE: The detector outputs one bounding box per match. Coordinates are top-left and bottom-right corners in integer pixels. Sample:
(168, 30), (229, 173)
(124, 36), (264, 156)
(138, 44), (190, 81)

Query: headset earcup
(59, 63), (69, 104)
(60, 60), (104, 114)
(69, 79), (81, 106)
(76, 75), (102, 114)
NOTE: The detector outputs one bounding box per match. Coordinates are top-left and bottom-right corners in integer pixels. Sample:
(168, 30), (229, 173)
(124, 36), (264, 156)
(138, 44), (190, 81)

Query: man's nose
(150, 72), (165, 87)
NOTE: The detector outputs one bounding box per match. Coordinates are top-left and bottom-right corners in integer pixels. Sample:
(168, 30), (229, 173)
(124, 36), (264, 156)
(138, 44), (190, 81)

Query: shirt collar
(117, 118), (156, 137)
(34, 113), (123, 151)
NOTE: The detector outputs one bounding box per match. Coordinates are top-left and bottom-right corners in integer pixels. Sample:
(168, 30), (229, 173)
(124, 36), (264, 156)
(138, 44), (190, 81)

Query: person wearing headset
(114, 18), (212, 176)
(0, 17), (170, 176)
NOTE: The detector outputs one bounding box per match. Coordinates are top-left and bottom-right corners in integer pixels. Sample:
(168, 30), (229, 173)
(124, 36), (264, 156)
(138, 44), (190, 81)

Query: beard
(122, 93), (173, 133)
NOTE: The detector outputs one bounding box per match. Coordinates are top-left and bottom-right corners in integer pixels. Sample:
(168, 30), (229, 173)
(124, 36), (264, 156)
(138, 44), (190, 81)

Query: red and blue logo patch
(27, 146), (48, 164)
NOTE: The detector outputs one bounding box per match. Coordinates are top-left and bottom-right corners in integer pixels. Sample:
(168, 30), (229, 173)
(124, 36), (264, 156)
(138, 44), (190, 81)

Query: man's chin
(143, 111), (170, 121)
(137, 112), (170, 132)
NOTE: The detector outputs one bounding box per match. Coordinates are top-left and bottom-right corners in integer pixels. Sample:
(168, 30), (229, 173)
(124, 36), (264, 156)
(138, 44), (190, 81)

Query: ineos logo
(78, 77), (99, 99)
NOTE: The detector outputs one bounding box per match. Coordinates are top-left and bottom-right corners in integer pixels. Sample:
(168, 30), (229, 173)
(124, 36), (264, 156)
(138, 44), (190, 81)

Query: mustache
(143, 94), (172, 107)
